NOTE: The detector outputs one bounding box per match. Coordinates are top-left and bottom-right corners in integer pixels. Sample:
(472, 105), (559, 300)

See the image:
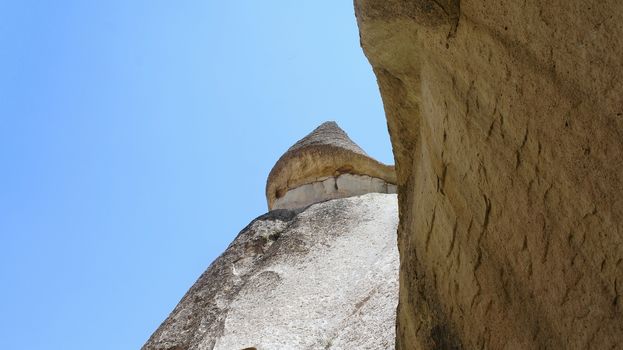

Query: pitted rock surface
(143, 193), (399, 350)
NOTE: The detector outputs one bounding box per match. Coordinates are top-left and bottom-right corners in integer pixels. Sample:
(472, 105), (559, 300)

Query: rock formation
(143, 123), (399, 350)
(267, 121), (396, 210)
(355, 1), (623, 349)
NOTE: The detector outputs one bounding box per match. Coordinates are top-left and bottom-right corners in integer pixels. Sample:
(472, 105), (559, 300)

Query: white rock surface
(143, 193), (399, 350)
(272, 173), (397, 210)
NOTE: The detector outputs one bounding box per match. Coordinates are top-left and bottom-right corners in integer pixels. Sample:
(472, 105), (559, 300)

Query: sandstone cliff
(355, 1), (623, 349)
(143, 123), (400, 350)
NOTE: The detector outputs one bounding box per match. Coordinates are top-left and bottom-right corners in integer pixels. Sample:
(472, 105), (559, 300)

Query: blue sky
(0, 1), (392, 349)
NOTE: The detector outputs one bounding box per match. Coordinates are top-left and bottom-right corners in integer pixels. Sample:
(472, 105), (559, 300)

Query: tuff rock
(143, 123), (400, 350)
(267, 121), (396, 210)
(355, 1), (623, 349)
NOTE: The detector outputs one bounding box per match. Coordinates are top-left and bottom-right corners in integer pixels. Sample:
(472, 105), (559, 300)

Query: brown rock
(355, 0), (623, 349)
(266, 121), (396, 210)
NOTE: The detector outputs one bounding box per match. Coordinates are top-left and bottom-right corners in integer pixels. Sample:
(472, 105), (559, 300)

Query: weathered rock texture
(143, 193), (398, 350)
(273, 173), (397, 210)
(144, 123), (402, 350)
(266, 121), (396, 210)
(355, 1), (623, 349)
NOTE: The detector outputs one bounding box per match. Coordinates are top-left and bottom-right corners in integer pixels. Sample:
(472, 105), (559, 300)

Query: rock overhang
(266, 121), (397, 210)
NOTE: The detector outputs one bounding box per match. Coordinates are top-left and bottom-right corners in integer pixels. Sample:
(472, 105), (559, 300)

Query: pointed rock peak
(266, 121), (396, 210)
(285, 121), (368, 157)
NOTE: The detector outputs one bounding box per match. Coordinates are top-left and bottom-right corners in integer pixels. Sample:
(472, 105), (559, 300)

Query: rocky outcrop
(143, 123), (401, 350)
(143, 193), (398, 350)
(266, 121), (396, 210)
(355, 1), (623, 349)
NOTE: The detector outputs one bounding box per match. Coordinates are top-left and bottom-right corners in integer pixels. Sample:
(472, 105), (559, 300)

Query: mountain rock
(355, 1), (623, 349)
(143, 123), (400, 350)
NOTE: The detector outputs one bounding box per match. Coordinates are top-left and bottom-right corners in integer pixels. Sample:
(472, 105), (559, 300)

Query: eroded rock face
(355, 1), (623, 349)
(142, 193), (398, 350)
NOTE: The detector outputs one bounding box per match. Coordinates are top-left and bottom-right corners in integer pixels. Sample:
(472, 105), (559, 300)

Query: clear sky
(0, 1), (392, 349)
